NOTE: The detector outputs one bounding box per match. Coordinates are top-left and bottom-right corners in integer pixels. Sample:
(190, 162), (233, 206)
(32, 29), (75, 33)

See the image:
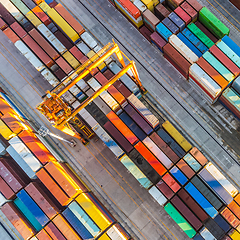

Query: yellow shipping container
(162, 121), (192, 152)
(230, 230), (240, 240)
(76, 193), (113, 230)
(62, 51), (80, 69)
(97, 233), (111, 240)
(98, 62), (106, 71)
(152, 0), (160, 7)
(87, 50), (99, 62)
(0, 119), (16, 140)
(47, 8), (79, 42)
(25, 11), (42, 27)
(141, 0), (154, 12)
(38, 1), (51, 13)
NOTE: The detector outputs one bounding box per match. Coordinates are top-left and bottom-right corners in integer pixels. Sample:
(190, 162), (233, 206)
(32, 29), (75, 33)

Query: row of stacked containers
(1, 0), (240, 239)
(111, 0), (240, 121)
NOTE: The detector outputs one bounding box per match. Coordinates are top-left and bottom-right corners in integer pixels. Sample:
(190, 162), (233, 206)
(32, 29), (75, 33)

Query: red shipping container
(36, 168), (70, 206)
(79, 55), (89, 64)
(52, 214), (80, 240)
(189, 147), (208, 166)
(177, 188), (209, 222)
(23, 35), (54, 67)
(162, 173), (180, 192)
(195, 21), (218, 43)
(197, 57), (228, 89)
(156, 180), (174, 199)
(209, 45), (240, 76)
(32, 6), (52, 26)
(10, 22), (27, 38)
(1, 112), (24, 135)
(150, 132), (179, 163)
(54, 4), (84, 35)
(135, 142), (167, 176)
(107, 111), (138, 145)
(29, 29), (59, 60)
(221, 207), (240, 227)
(95, 72), (126, 105)
(174, 6), (191, 25)
(181, 2), (197, 21)
(177, 159), (195, 179)
(49, 1), (58, 8)
(25, 182), (59, 219)
(0, 18), (7, 31)
(36, 229), (52, 240)
(228, 201), (240, 219)
(171, 195), (202, 230)
(56, 57), (73, 74)
(45, 222), (66, 240)
(0, 176), (14, 199)
(186, 0), (203, 11)
(3, 28), (19, 43)
(2, 202), (35, 240)
(116, 0), (141, 19)
(69, 46), (84, 61)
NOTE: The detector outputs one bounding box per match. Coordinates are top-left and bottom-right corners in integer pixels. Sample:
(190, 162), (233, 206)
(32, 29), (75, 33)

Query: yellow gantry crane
(37, 41), (145, 144)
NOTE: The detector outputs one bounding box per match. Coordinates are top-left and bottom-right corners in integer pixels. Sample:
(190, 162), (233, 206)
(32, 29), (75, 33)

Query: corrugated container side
(162, 17), (179, 34)
(106, 223), (131, 240)
(176, 159), (195, 179)
(156, 180), (174, 199)
(162, 173), (181, 192)
(168, 12), (185, 31)
(0, 175), (15, 199)
(10, 22), (26, 38)
(44, 222), (66, 240)
(228, 200), (240, 220)
(204, 217), (225, 239)
(221, 207), (240, 228)
(174, 6), (191, 25)
(36, 229), (52, 240)
(213, 214), (231, 233)
(181, 1), (197, 21)
(156, 23), (172, 42)
(183, 153), (201, 172)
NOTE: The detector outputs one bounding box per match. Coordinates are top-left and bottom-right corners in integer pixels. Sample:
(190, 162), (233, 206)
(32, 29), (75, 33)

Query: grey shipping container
(204, 217), (225, 239)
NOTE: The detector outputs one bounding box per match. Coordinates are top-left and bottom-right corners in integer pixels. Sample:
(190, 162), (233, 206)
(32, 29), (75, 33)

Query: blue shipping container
(185, 183), (218, 218)
(181, 28), (208, 53)
(199, 168), (233, 205)
(232, 76), (240, 95)
(156, 23), (172, 42)
(157, 129), (185, 158)
(17, 190), (49, 227)
(119, 112), (146, 141)
(168, 12), (185, 31)
(193, 234), (205, 240)
(213, 214), (231, 232)
(162, 17), (179, 34)
(170, 166), (188, 185)
(177, 33), (202, 58)
(183, 153), (201, 172)
(62, 208), (93, 240)
(222, 35), (240, 58)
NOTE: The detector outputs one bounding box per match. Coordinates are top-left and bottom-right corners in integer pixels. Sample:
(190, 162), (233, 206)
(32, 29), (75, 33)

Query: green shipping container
(10, 0), (29, 15)
(164, 203), (196, 238)
(199, 7), (230, 39)
(187, 23), (214, 49)
(14, 198), (42, 232)
(203, 51), (235, 82)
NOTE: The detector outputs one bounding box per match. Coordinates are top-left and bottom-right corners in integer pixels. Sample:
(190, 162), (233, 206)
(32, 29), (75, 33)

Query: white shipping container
(143, 137), (173, 169)
(199, 228), (216, 240)
(79, 108), (98, 128)
(128, 93), (159, 128)
(80, 32), (97, 49)
(62, 91), (75, 104)
(8, 136), (41, 172)
(6, 145), (35, 179)
(189, 64), (222, 98)
(76, 79), (89, 92)
(148, 186), (167, 206)
(0, 142), (5, 154)
(93, 44), (102, 54)
(69, 85), (81, 96)
(88, 77), (120, 112)
(205, 163), (238, 197)
(0, 193), (7, 207)
(0, 0), (24, 22)
(106, 224), (129, 240)
(41, 69), (59, 87)
(131, 0), (147, 13)
(37, 24), (66, 54)
(71, 100), (80, 109)
(76, 41), (91, 55)
(169, 35), (199, 64)
(14, 40), (45, 72)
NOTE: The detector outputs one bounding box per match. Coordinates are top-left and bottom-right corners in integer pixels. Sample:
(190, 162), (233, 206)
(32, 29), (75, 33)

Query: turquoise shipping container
(10, 0), (30, 15)
(183, 153), (201, 172)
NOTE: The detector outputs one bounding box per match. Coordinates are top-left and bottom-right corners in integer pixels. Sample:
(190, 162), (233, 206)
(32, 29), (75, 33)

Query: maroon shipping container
(22, 35), (54, 67)
(69, 46), (84, 61)
(10, 22), (27, 38)
(2, 202), (35, 240)
(174, 6), (191, 25)
(53, 67), (67, 80)
(54, 30), (74, 50)
(139, 25), (152, 42)
(150, 32), (167, 52)
(113, 80), (132, 98)
(155, 4), (170, 21)
(49, 1), (58, 8)
(181, 2), (197, 21)
(104, 121), (133, 153)
(103, 69), (114, 80)
(25, 182), (59, 219)
(177, 188), (209, 222)
(189, 147), (208, 166)
(55, 57), (73, 74)
(0, 4), (15, 25)
(44, 222), (66, 240)
(163, 43), (191, 79)
(171, 195), (202, 230)
(176, 159), (195, 179)
(29, 28), (60, 60)
(0, 176), (15, 199)
(209, 45), (240, 76)
(167, 0), (185, 10)
(195, 21), (218, 42)
(186, 0), (203, 12)
(150, 132), (179, 163)
(156, 180), (174, 199)
(32, 6), (52, 26)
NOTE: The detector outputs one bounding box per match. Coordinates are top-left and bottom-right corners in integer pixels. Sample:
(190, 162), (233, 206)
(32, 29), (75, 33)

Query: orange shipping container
(116, 0), (141, 19)
(18, 130), (56, 165)
(189, 147), (208, 166)
(36, 229), (52, 240)
(52, 214), (80, 240)
(1, 202), (35, 240)
(0, 97), (15, 115)
(221, 207), (240, 227)
(234, 193), (240, 206)
(32, 6), (52, 26)
(228, 201), (240, 220)
(45, 162), (87, 198)
(44, 222), (66, 240)
(3, 27), (19, 43)
(54, 4), (84, 35)
(106, 111), (138, 145)
(36, 168), (70, 206)
(135, 142), (167, 176)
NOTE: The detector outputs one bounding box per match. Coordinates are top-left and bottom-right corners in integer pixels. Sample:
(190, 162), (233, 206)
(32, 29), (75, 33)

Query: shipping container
(139, 25), (152, 42)
(213, 214), (231, 233)
(174, 6), (191, 25)
(0, 119), (16, 140)
(56, 57), (73, 74)
(0, 3), (16, 25)
(186, 0), (203, 11)
(156, 180), (174, 199)
(106, 223), (131, 240)
(228, 200), (240, 220)
(229, 230), (240, 240)
(2, 202), (35, 239)
(185, 182), (218, 218)
(148, 185), (167, 205)
(195, 21), (218, 43)
(54, 29), (74, 50)
(63, 51), (80, 69)
(162, 17), (179, 34)
(150, 32), (167, 52)
(155, 4), (170, 21)
(44, 221), (66, 240)
(36, 228), (55, 240)
(25, 11), (42, 27)
(156, 23), (172, 42)
(168, 12), (185, 31)
(162, 172), (181, 192)
(234, 193), (240, 205)
(142, 9), (160, 31)
(41, 68), (59, 87)
(176, 159), (195, 179)
(183, 153), (201, 172)
(0, 18), (7, 31)
(70, 46), (84, 62)
(164, 203), (196, 238)
(3, 27), (20, 43)
(141, 0), (154, 12)
(10, 22), (27, 38)
(32, 6), (51, 26)
(189, 147), (208, 166)
(170, 166), (188, 185)
(199, 7), (230, 39)
(199, 227), (217, 240)
(76, 193), (115, 231)
(131, 0), (147, 13)
(181, 1), (197, 21)
(222, 35), (240, 58)
(169, 34), (199, 64)
(167, 0), (185, 10)
(0, 175), (15, 199)
(221, 207), (240, 227)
